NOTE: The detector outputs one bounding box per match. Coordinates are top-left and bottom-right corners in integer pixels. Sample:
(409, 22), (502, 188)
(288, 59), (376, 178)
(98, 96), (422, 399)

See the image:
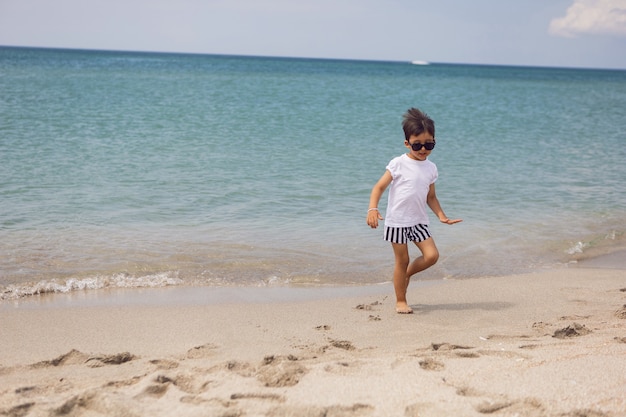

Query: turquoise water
(1, 47), (625, 299)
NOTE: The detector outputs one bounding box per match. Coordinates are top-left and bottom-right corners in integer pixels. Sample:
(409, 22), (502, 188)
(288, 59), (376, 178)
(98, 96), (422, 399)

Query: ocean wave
(0, 272), (183, 301)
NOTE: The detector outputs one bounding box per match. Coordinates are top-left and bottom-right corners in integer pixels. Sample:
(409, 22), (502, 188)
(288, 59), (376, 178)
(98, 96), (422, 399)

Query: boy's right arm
(366, 171), (392, 229)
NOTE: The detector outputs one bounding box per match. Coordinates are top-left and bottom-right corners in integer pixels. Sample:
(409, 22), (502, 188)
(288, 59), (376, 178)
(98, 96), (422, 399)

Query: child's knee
(425, 250), (439, 266)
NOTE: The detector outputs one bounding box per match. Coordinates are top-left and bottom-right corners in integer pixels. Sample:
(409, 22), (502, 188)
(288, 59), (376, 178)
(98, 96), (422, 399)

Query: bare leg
(405, 237), (439, 291)
(391, 238), (439, 314)
(391, 243), (412, 313)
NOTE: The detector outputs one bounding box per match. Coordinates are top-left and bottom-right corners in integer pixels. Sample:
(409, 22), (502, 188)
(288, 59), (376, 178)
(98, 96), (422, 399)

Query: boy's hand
(366, 210), (384, 228)
(440, 218), (462, 225)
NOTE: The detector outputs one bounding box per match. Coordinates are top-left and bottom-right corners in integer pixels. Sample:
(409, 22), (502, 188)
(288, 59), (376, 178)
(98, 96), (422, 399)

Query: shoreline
(572, 248), (626, 270)
(1, 265), (625, 416)
(0, 282), (398, 310)
(2, 246), (625, 308)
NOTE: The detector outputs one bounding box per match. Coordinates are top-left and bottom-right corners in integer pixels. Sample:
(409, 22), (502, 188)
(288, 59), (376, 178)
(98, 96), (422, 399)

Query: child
(367, 108), (461, 314)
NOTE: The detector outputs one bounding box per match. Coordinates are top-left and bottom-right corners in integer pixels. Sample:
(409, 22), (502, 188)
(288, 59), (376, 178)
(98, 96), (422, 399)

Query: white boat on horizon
(411, 60), (430, 65)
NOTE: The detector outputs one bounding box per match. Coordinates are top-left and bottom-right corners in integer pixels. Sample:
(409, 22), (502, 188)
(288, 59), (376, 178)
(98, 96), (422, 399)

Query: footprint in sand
(552, 323), (592, 339)
(215, 355), (308, 387)
(219, 360), (256, 377)
(184, 343), (218, 359)
(85, 352), (136, 368)
(531, 321), (553, 335)
(475, 398), (544, 417)
(418, 358), (445, 371)
(413, 342), (480, 365)
(29, 350), (136, 369)
(139, 373), (211, 396)
(429, 342), (473, 351)
(328, 340), (356, 351)
(135, 374), (204, 400)
(430, 342), (479, 356)
(451, 384), (546, 416)
(256, 355), (308, 388)
(355, 300), (383, 311)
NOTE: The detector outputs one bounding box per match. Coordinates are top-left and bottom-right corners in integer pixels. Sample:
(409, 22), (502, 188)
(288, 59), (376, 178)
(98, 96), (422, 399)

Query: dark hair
(402, 108), (435, 141)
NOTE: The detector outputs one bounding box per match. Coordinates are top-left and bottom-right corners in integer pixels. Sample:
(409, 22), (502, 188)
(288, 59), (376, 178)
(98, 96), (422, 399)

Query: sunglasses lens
(411, 142), (436, 151)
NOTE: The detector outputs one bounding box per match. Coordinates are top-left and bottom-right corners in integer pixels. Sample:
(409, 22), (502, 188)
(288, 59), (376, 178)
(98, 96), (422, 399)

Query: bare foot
(396, 302), (413, 314)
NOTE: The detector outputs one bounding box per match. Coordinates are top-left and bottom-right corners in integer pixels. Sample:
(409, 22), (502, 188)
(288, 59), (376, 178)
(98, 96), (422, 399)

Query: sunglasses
(408, 141), (436, 151)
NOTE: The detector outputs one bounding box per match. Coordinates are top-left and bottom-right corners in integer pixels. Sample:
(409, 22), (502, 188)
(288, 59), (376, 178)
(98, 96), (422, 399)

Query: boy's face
(405, 133), (435, 161)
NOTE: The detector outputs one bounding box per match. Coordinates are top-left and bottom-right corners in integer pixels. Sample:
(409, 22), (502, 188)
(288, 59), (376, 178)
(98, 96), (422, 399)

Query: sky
(1, 0), (625, 69)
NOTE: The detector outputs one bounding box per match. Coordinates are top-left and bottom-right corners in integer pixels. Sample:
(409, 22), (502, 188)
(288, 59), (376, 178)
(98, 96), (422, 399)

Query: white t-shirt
(384, 153), (438, 227)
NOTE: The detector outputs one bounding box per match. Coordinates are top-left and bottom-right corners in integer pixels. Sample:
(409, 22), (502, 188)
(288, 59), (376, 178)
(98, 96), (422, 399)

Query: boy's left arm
(427, 184), (462, 225)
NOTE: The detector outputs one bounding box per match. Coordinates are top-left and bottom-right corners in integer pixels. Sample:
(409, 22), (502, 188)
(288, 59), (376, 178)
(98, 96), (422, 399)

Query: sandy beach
(1, 258), (625, 417)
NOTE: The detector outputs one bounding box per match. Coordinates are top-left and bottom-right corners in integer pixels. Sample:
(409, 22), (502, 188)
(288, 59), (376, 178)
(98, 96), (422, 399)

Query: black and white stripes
(384, 224), (431, 244)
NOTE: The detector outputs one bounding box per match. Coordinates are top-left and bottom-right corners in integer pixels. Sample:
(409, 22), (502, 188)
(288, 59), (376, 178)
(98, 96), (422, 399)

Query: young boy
(367, 108), (461, 314)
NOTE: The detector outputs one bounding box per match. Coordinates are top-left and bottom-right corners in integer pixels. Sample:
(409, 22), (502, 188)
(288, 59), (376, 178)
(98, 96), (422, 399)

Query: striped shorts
(384, 224), (431, 244)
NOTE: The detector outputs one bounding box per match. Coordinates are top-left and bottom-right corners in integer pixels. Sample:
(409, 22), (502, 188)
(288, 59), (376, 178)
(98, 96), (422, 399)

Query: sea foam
(1, 272), (183, 300)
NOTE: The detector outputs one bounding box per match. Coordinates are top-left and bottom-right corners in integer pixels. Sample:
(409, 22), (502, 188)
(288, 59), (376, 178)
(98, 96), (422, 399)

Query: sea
(1, 46), (625, 301)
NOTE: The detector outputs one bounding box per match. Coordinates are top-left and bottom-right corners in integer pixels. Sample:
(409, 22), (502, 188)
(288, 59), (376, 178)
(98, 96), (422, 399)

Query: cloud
(549, 0), (626, 37)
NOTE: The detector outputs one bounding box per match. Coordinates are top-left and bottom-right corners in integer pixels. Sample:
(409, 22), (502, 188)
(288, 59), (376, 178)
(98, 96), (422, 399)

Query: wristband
(368, 208), (379, 212)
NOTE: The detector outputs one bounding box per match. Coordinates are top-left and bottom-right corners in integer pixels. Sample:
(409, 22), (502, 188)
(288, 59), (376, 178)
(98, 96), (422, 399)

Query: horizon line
(1, 44), (624, 72)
